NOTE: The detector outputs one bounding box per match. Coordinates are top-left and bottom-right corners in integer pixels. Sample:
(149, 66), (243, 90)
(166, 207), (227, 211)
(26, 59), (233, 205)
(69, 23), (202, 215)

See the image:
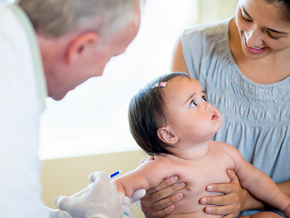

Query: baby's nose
(205, 102), (213, 111)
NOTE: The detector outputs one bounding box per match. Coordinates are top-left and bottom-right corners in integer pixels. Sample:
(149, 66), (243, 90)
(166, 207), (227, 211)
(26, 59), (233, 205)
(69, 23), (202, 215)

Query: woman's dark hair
(266, 0), (290, 23)
(128, 72), (190, 156)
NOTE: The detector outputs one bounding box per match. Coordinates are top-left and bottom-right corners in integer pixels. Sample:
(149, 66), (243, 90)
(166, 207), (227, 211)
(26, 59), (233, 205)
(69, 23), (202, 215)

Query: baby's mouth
(212, 112), (219, 120)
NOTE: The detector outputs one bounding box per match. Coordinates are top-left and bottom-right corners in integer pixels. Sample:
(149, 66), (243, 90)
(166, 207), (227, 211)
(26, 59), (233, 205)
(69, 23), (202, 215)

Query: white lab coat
(0, 3), (48, 218)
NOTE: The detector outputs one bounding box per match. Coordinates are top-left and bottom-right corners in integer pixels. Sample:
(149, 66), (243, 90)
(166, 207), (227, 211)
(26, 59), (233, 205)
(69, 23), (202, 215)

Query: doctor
(0, 0), (184, 217)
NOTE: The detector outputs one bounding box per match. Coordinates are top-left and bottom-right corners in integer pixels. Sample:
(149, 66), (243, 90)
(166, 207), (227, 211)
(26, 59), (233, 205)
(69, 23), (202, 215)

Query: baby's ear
(157, 127), (178, 145)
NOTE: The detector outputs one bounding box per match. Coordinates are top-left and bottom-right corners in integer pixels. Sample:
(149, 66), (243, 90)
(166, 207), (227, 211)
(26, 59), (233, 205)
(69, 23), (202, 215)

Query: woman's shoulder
(181, 18), (234, 80)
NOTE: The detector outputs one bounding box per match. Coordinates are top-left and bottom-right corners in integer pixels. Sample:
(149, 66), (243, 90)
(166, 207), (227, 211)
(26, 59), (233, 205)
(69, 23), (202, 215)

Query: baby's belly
(166, 166), (231, 217)
(159, 144), (234, 217)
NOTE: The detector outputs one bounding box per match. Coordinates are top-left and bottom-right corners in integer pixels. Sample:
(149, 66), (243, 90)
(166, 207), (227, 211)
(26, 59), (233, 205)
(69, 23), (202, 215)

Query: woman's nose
(246, 26), (263, 47)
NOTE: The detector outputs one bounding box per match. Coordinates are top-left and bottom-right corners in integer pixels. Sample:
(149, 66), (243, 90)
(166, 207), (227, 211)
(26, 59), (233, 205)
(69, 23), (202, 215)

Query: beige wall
(196, 0), (239, 24)
(41, 150), (148, 218)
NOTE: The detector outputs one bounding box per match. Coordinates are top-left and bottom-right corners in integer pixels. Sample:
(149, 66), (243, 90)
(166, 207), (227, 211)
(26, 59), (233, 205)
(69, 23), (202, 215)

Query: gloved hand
(89, 172), (146, 218)
(47, 191), (139, 218)
(55, 171), (124, 218)
(123, 189), (146, 218)
(46, 207), (72, 218)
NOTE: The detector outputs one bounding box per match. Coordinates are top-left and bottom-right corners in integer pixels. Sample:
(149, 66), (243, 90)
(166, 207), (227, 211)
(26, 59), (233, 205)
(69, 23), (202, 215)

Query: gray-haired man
(0, 0), (140, 217)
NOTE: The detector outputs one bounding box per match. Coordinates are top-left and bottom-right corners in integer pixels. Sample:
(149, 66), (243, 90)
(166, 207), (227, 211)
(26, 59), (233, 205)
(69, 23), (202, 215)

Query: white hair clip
(152, 82), (167, 88)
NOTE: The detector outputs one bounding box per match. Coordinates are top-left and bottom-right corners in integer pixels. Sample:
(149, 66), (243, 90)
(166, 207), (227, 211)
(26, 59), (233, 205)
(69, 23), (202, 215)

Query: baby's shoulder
(138, 155), (176, 170)
(209, 140), (236, 150)
(135, 155), (183, 180)
(209, 141), (243, 161)
(209, 141), (242, 158)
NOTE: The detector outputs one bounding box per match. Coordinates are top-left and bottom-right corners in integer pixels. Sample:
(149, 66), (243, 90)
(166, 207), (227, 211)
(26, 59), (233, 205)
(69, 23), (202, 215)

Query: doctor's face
(235, 0), (290, 60)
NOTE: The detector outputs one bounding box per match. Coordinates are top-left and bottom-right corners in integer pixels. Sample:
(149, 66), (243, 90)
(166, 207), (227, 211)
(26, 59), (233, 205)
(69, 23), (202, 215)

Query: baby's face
(163, 77), (223, 145)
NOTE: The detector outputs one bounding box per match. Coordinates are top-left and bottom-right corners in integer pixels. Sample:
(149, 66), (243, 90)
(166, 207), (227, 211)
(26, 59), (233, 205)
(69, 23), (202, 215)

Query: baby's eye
(190, 100), (197, 107)
(202, 96), (207, 102)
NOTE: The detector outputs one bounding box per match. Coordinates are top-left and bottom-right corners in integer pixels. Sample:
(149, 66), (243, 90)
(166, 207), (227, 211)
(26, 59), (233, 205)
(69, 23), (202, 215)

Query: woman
(140, 0), (290, 217)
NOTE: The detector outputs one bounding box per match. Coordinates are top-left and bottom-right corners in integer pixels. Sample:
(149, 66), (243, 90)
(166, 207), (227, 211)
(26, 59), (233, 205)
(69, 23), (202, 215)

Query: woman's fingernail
(176, 193), (183, 200)
(168, 205), (175, 211)
(171, 176), (178, 183)
(207, 185), (213, 191)
(178, 182), (185, 188)
(205, 207), (212, 213)
(200, 198), (206, 204)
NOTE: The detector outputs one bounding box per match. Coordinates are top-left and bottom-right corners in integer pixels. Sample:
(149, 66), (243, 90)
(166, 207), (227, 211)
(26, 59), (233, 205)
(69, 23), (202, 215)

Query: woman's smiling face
(235, 0), (290, 60)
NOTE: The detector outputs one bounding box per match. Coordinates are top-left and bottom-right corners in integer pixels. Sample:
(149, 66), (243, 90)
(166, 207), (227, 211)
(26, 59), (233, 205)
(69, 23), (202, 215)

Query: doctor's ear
(157, 127), (178, 145)
(66, 32), (99, 64)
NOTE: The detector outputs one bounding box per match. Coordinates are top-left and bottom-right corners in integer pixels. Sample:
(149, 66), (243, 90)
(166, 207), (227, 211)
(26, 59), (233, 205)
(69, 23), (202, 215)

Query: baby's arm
(112, 158), (171, 198)
(224, 143), (290, 217)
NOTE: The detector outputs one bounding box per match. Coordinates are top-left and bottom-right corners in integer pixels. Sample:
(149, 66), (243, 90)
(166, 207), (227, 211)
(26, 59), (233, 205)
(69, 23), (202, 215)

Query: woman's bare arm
(171, 38), (189, 74)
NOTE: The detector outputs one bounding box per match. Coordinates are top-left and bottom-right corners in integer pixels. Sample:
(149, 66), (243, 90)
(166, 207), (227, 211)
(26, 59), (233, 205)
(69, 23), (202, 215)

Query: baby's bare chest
(167, 151), (234, 216)
(183, 152), (233, 189)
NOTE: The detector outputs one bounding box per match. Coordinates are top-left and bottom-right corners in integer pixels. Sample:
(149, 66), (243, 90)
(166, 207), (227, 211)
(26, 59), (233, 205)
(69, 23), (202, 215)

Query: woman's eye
(190, 101), (197, 107)
(241, 13), (252, 22)
(267, 31), (281, 40)
(202, 96), (207, 102)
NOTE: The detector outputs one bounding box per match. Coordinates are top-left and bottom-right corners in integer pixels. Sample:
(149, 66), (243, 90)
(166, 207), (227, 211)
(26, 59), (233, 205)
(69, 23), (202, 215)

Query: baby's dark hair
(128, 72), (190, 156)
(266, 0), (290, 23)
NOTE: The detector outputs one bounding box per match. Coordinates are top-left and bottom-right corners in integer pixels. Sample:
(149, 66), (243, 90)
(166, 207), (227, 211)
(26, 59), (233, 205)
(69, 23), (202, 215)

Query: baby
(113, 72), (290, 218)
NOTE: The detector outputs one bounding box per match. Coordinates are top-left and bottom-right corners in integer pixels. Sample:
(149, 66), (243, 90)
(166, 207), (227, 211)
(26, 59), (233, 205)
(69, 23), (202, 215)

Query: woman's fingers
(139, 177), (185, 218)
(227, 169), (238, 182)
(145, 205), (175, 218)
(199, 169), (246, 217)
(200, 194), (238, 207)
(146, 176), (180, 195)
(141, 182), (185, 206)
(205, 182), (240, 195)
(141, 193), (183, 218)
(204, 205), (236, 215)
(202, 196), (240, 217)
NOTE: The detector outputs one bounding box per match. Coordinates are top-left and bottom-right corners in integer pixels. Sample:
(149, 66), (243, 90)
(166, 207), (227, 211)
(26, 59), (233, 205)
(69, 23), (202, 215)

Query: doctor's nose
(246, 26), (264, 48)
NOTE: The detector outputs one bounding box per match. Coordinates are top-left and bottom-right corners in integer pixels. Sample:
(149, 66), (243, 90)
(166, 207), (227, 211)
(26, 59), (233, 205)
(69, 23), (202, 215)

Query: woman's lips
(245, 38), (268, 54)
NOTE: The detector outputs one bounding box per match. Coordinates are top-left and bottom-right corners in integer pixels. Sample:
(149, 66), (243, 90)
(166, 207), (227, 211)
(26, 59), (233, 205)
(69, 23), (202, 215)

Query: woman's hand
(199, 169), (247, 218)
(138, 157), (185, 218)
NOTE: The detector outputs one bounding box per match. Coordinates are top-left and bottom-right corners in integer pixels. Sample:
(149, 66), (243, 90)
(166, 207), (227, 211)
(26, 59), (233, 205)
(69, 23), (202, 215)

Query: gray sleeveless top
(182, 17), (290, 217)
